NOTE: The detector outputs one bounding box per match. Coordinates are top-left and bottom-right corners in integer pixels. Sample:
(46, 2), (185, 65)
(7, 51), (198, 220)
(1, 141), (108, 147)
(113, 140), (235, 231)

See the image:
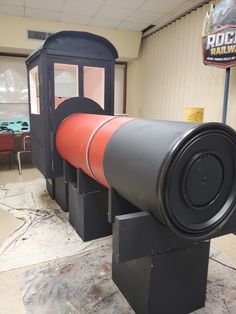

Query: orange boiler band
(55, 113), (135, 187)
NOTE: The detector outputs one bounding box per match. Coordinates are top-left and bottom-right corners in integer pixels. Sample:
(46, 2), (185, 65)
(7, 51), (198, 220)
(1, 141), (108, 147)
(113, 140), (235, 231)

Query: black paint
(222, 67), (231, 124)
(104, 119), (236, 240)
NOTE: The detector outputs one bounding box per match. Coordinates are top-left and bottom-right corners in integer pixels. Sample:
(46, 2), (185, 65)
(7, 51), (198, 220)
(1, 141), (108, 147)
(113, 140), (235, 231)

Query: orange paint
(56, 113), (134, 186)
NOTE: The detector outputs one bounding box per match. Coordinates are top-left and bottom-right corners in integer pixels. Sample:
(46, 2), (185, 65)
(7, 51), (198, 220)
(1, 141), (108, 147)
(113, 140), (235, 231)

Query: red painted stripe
(88, 117), (134, 187)
(56, 113), (134, 186)
(56, 113), (116, 177)
(84, 115), (118, 179)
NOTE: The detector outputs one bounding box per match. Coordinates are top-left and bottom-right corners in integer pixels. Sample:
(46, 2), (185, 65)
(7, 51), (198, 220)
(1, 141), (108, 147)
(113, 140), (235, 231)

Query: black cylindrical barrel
(56, 113), (236, 240)
(104, 119), (236, 239)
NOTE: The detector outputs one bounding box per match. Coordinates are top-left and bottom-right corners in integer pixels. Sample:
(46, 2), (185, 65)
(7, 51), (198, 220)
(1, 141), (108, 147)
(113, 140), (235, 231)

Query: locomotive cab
(26, 31), (118, 203)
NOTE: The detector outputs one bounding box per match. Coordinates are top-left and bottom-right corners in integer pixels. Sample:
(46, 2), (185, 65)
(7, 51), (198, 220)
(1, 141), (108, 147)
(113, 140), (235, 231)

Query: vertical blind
(127, 3), (236, 129)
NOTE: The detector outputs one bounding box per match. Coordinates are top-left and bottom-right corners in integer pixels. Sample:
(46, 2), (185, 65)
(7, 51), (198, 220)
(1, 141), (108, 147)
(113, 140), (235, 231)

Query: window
(29, 66), (40, 114)
(115, 64), (126, 114)
(84, 66), (105, 109)
(54, 63), (79, 108)
(0, 56), (29, 120)
(0, 57), (28, 104)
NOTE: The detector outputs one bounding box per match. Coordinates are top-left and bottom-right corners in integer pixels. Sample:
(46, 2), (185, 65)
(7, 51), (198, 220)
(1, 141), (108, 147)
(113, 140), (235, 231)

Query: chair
(0, 130), (16, 169)
(16, 133), (32, 175)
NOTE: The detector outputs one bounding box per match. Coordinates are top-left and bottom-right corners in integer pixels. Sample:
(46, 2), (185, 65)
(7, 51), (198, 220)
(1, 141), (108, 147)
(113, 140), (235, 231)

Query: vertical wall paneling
(126, 3), (236, 128)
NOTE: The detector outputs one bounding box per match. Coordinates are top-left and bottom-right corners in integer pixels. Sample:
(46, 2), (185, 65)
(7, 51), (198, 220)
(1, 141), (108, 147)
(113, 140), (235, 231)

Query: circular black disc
(183, 153), (224, 208)
(160, 123), (236, 239)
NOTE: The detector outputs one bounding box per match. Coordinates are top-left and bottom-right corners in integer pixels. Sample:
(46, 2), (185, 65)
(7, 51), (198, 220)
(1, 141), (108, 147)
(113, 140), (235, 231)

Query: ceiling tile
(85, 0), (107, 4)
(117, 21), (148, 31)
(25, 0), (64, 12)
(126, 10), (161, 24)
(89, 17), (121, 28)
(140, 0), (185, 14)
(96, 5), (134, 20)
(0, 0), (24, 5)
(105, 0), (146, 9)
(63, 0), (101, 16)
(25, 8), (59, 20)
(58, 12), (91, 24)
(0, 4), (24, 15)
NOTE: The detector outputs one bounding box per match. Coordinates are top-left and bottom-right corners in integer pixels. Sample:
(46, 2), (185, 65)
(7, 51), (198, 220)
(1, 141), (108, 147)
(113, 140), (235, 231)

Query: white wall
(0, 15), (141, 61)
(126, 3), (236, 129)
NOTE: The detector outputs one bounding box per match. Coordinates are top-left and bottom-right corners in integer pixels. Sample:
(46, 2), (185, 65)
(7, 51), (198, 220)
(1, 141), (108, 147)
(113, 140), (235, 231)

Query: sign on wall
(184, 108), (204, 123)
(202, 0), (236, 68)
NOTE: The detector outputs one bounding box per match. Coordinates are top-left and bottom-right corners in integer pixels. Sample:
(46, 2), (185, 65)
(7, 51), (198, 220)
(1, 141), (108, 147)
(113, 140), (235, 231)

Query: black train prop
(26, 31), (236, 314)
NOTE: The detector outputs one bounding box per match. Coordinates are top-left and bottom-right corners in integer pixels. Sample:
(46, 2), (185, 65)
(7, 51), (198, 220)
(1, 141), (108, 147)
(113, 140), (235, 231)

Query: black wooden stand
(112, 211), (210, 314)
(53, 161), (76, 212)
(68, 169), (112, 241)
(54, 176), (68, 212)
(50, 161), (236, 313)
(52, 161), (112, 241)
(46, 178), (55, 199)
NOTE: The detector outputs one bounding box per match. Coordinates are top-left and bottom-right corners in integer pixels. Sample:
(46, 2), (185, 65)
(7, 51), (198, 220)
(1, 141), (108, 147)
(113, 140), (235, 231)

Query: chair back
(0, 131), (15, 152)
(22, 133), (32, 152)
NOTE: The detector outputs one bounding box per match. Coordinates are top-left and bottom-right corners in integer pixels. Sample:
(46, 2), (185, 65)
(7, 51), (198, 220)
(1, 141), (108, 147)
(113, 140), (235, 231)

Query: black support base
(68, 169), (112, 241)
(108, 188), (140, 223)
(48, 160), (236, 314)
(54, 160), (78, 212)
(112, 211), (211, 314)
(113, 242), (210, 314)
(46, 178), (55, 199)
(54, 176), (68, 212)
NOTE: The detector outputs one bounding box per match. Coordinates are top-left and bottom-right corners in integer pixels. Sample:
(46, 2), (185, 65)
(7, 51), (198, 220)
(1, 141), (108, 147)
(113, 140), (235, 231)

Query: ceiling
(0, 0), (208, 32)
